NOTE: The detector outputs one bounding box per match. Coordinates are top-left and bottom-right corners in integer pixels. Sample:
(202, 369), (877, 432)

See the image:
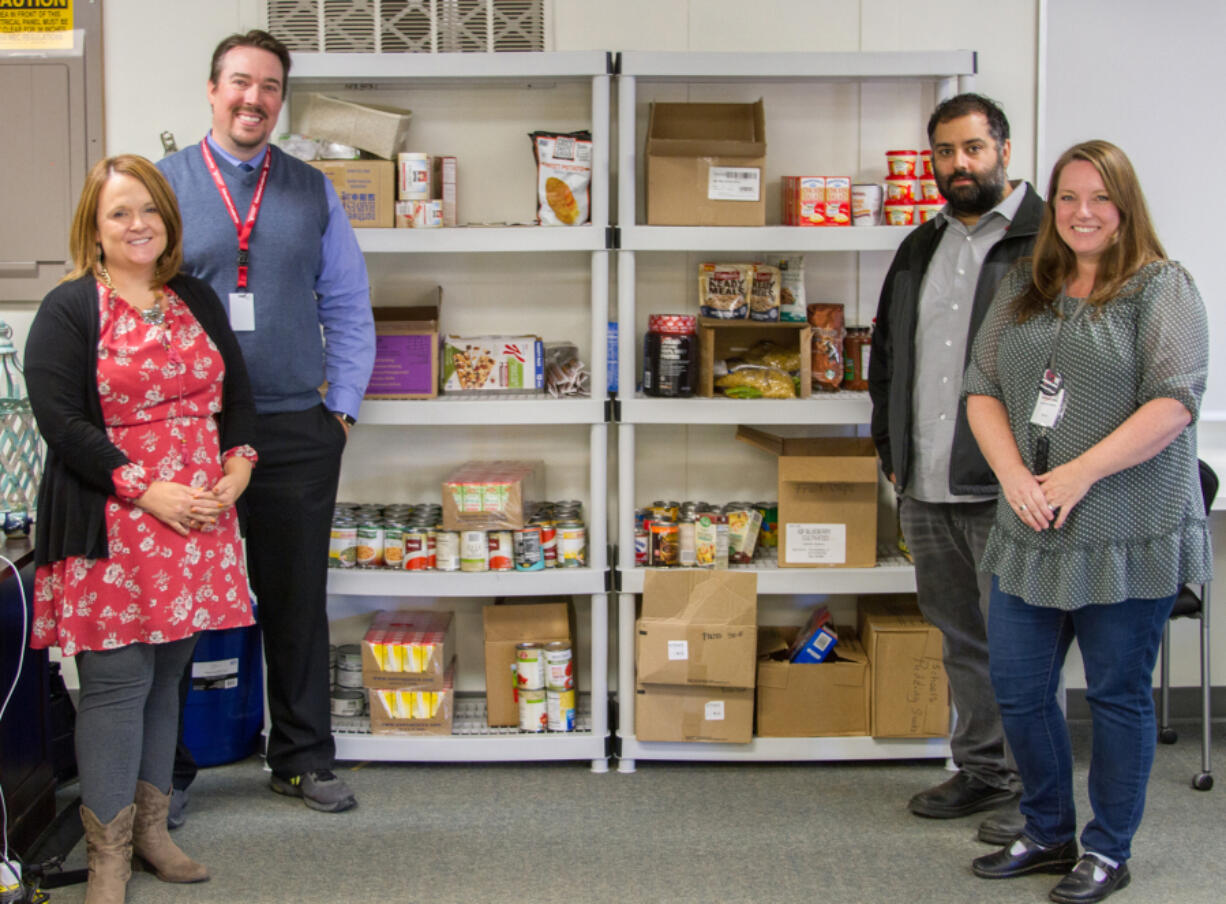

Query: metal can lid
(647, 313), (697, 335)
(516, 642), (542, 651)
(545, 641), (571, 652)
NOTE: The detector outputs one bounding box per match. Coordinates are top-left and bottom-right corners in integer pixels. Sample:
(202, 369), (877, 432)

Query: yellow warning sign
(0, 0), (73, 34)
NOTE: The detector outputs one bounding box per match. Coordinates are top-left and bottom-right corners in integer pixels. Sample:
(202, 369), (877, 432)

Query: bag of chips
(529, 130), (593, 226)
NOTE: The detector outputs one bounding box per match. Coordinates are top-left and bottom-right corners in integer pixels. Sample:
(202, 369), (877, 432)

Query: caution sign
(0, 0), (72, 32)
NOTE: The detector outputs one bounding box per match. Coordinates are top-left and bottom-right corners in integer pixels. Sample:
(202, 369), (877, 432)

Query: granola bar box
(441, 335), (544, 393)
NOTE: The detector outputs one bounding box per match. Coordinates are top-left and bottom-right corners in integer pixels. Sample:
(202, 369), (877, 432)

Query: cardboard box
(441, 334), (544, 393)
(295, 92), (413, 160)
(482, 602), (573, 727)
(736, 428), (880, 568)
(635, 683), (755, 743)
(636, 570), (758, 689)
(368, 658), (455, 736)
(434, 155), (457, 227)
(697, 317), (812, 399)
(308, 159), (394, 228)
(361, 609), (454, 690)
(441, 460), (543, 532)
(646, 99), (767, 226)
(366, 290), (440, 399)
(756, 625), (870, 737)
(857, 597), (949, 738)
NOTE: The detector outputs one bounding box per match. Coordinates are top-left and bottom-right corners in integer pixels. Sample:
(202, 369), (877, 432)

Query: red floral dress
(31, 284), (257, 656)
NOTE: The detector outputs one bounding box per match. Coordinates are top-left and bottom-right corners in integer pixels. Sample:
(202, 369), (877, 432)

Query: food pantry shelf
(618, 225), (911, 254)
(358, 396), (606, 426)
(616, 554), (916, 595)
(619, 392), (871, 425)
(327, 566), (607, 597)
(615, 733), (949, 771)
(356, 225), (607, 254)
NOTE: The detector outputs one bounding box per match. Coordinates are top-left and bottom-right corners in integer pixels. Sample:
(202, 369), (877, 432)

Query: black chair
(1157, 458), (1217, 790)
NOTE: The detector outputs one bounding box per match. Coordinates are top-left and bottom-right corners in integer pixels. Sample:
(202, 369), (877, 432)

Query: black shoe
(1049, 855), (1131, 904)
(972, 835), (1079, 879)
(978, 803), (1026, 845)
(909, 772), (1020, 818)
(269, 768), (357, 813)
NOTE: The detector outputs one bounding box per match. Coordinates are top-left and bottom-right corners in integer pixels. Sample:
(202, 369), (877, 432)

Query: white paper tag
(1030, 387), (1065, 428)
(667, 640), (689, 661)
(229, 292), (255, 331)
(785, 523), (848, 565)
(704, 700), (726, 721)
(192, 658), (239, 679)
(708, 166), (761, 201)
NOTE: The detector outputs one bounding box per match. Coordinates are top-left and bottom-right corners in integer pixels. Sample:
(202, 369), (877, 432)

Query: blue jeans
(987, 577), (1176, 862)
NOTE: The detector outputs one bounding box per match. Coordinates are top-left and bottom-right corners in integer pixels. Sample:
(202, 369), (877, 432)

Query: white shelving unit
(290, 50), (613, 772)
(613, 51), (977, 772)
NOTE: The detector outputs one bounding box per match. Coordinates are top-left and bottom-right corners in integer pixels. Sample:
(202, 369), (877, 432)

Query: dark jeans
(988, 577), (1177, 862)
(174, 404), (345, 783)
(899, 496), (1017, 789)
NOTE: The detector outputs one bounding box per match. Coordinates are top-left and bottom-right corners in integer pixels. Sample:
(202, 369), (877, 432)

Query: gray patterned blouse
(963, 259), (1212, 609)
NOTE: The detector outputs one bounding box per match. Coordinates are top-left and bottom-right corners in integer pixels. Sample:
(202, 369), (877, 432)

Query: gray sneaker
(167, 787), (189, 830)
(269, 768), (357, 813)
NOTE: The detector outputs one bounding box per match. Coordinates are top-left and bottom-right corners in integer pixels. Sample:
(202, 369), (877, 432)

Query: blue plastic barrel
(182, 622), (263, 766)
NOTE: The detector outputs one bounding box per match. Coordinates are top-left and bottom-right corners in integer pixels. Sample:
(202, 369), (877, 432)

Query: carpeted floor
(32, 719), (1226, 904)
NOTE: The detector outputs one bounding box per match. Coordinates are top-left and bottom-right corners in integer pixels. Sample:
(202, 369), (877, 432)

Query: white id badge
(228, 292), (255, 331)
(1029, 368), (1066, 428)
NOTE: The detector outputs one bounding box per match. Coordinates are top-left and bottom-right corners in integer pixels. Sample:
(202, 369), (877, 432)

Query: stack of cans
(515, 640), (575, 733)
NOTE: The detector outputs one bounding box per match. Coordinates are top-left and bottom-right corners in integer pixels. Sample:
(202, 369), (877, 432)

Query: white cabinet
(289, 51), (613, 772)
(612, 51), (977, 771)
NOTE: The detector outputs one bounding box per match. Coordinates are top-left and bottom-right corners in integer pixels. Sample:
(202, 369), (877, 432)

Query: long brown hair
(65, 155), (184, 288)
(1014, 140), (1165, 322)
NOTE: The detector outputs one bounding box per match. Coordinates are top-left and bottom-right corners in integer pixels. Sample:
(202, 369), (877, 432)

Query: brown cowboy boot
(79, 803), (135, 904)
(130, 780), (209, 883)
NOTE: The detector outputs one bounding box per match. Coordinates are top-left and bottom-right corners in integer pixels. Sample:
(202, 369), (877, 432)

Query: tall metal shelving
(612, 50), (978, 772)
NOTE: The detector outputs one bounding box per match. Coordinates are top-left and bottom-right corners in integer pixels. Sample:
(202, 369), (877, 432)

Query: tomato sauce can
(536, 519), (559, 568)
(403, 528), (429, 570)
(488, 530), (514, 571)
(544, 641), (574, 690)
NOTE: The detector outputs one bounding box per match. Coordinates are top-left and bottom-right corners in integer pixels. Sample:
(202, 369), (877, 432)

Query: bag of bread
(530, 130), (592, 226)
(699, 263), (752, 319)
(807, 303), (845, 391)
(748, 264), (781, 322)
(778, 256), (807, 322)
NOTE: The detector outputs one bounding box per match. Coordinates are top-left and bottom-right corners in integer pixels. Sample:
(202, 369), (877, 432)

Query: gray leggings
(75, 636), (198, 822)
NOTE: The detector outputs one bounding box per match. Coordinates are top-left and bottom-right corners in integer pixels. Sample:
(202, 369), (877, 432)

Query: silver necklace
(98, 264), (164, 325)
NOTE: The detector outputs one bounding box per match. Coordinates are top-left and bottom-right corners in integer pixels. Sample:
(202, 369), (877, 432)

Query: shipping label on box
(708, 166), (761, 202)
(482, 602), (573, 727)
(308, 159), (394, 228)
(635, 683), (754, 743)
(361, 609), (454, 690)
(441, 335), (544, 393)
(755, 626), (869, 737)
(368, 658), (455, 736)
(858, 596), (949, 738)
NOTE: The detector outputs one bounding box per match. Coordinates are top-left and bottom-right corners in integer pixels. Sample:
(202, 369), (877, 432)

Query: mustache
(232, 104), (267, 119)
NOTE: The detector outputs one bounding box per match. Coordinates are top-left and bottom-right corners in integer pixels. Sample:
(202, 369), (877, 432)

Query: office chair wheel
(1192, 772), (1213, 791)
(1158, 727), (1178, 744)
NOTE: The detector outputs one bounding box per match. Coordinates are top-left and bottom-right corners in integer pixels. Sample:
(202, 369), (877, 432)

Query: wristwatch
(332, 411), (357, 427)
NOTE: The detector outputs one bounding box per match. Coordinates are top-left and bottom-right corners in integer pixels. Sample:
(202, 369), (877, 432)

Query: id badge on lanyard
(200, 139), (270, 333)
(1029, 368), (1066, 428)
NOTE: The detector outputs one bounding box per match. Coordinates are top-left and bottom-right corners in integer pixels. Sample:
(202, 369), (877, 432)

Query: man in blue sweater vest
(159, 29), (374, 815)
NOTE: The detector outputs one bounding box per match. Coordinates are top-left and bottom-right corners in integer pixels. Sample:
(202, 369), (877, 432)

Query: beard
(936, 160), (1008, 217)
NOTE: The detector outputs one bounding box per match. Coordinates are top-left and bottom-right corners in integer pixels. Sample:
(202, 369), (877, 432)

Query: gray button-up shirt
(909, 183), (1027, 503)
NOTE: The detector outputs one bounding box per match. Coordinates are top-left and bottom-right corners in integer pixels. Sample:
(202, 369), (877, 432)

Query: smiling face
(207, 44), (285, 159)
(931, 112), (1011, 223)
(96, 172), (167, 280)
(1053, 159), (1121, 268)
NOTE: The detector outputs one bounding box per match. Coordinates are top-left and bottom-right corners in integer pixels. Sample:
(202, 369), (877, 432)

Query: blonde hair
(1014, 140), (1165, 321)
(65, 154), (183, 288)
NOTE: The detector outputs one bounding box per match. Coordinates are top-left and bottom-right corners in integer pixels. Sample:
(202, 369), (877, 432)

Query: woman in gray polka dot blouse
(961, 140), (1210, 904)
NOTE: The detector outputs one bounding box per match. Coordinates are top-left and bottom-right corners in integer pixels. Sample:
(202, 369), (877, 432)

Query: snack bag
(748, 264), (781, 322)
(530, 130), (592, 226)
(778, 256), (807, 322)
(699, 263), (753, 320)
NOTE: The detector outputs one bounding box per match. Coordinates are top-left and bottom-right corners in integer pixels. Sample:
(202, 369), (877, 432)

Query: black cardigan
(25, 272), (258, 566)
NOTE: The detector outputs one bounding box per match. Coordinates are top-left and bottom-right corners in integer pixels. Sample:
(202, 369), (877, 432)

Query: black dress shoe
(978, 803), (1026, 844)
(1049, 855), (1131, 904)
(909, 772), (1020, 818)
(972, 835), (1079, 879)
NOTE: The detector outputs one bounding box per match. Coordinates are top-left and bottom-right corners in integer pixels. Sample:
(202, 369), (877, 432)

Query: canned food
(518, 687), (547, 732)
(678, 517), (697, 568)
(329, 517), (357, 568)
(634, 525), (649, 566)
(383, 522), (405, 569)
(536, 520), (558, 568)
(515, 642), (546, 690)
(513, 525), (545, 571)
(335, 664), (364, 689)
(403, 528), (429, 571)
(649, 520), (678, 567)
(558, 522), (586, 568)
(546, 687), (576, 732)
(460, 530), (488, 572)
(488, 530), (514, 571)
(435, 529), (460, 572)
(331, 688), (366, 717)
(425, 525), (437, 570)
(356, 521), (383, 568)
(544, 641), (573, 690)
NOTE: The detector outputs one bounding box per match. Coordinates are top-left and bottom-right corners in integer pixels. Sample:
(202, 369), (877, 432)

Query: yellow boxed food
(361, 610), (454, 690)
(368, 659), (455, 736)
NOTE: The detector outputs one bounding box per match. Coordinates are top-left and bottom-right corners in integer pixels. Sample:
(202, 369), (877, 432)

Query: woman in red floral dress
(24, 155), (258, 904)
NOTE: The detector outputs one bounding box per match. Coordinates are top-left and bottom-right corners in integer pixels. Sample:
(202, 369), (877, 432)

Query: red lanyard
(200, 138), (271, 290)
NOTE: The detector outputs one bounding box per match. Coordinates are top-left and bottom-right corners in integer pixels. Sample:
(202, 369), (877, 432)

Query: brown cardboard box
(736, 428), (880, 568)
(755, 625), (870, 737)
(636, 570), (758, 688)
(482, 602), (573, 727)
(634, 683), (755, 743)
(646, 99), (767, 226)
(697, 317), (812, 399)
(857, 596), (949, 738)
(368, 658), (455, 736)
(441, 461), (544, 532)
(366, 288), (440, 399)
(308, 159), (394, 228)
(361, 610), (454, 690)
(295, 93), (413, 160)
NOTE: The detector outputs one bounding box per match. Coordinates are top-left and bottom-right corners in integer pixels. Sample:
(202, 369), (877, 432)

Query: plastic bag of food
(699, 263), (752, 319)
(715, 363), (796, 399)
(807, 303), (845, 391)
(778, 256), (807, 322)
(544, 342), (590, 398)
(530, 130), (592, 226)
(743, 340), (801, 373)
(749, 264), (781, 322)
